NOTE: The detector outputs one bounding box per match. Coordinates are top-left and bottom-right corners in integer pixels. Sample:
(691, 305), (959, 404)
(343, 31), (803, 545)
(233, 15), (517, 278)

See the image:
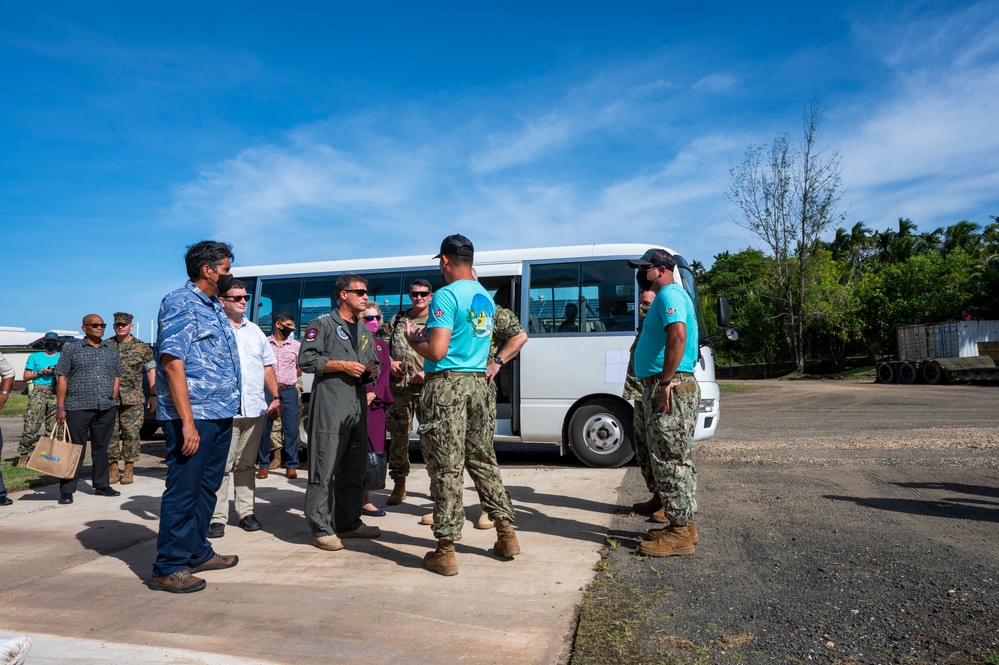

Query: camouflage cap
(113, 312), (133, 324)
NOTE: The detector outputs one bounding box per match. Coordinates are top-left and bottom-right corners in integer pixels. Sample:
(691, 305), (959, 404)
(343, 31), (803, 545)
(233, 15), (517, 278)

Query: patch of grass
(606, 537), (620, 551)
(969, 651), (999, 665)
(1, 393), (29, 416)
(0, 460), (53, 492)
(572, 572), (680, 665)
(718, 382), (759, 393)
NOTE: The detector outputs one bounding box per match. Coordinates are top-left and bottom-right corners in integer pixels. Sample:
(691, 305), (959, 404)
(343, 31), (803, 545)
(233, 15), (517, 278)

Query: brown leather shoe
(286, 469), (298, 479)
(150, 569), (206, 594)
(631, 493), (662, 514)
(187, 554), (238, 573)
(312, 534), (344, 551)
(638, 524), (695, 557)
(256, 467), (268, 479)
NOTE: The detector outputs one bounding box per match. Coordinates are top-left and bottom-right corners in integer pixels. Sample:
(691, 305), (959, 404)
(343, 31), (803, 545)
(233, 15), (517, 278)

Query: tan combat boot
(121, 462), (134, 485)
(475, 508), (494, 530)
(650, 507), (669, 523)
(423, 539), (458, 576)
(645, 522), (699, 545)
(638, 524), (695, 557)
(268, 449), (281, 470)
(17, 454), (30, 467)
(492, 519), (521, 558)
(631, 493), (662, 514)
(387, 478), (406, 505)
(108, 463), (120, 485)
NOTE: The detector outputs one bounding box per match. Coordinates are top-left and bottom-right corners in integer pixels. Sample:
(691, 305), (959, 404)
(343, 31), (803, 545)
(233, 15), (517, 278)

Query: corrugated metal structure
(896, 320), (999, 360)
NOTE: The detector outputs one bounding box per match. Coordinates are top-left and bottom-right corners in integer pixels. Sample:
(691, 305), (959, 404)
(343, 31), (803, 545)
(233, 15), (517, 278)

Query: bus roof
(233, 243), (679, 278)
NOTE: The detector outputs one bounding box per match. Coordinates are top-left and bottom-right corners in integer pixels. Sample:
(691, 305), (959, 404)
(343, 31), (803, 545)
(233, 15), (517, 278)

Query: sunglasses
(86, 323), (107, 328)
(223, 295), (252, 302)
(113, 322), (130, 327)
(343, 289), (369, 296)
(363, 315), (382, 322)
(410, 291), (431, 298)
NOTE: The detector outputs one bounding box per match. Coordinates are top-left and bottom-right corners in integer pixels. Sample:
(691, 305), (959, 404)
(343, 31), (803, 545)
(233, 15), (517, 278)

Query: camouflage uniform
(622, 302), (653, 492)
(639, 377), (700, 524)
(385, 310), (428, 481)
(419, 280), (514, 542)
(420, 373), (514, 541)
(108, 336), (155, 464)
(485, 306), (525, 433)
(18, 385), (57, 455)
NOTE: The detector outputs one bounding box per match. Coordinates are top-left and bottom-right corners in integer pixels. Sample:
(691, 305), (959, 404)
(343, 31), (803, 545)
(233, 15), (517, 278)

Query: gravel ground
(573, 380), (999, 665)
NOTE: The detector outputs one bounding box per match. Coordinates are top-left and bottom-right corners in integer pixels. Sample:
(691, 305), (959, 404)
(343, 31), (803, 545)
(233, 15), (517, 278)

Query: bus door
(480, 275), (521, 439)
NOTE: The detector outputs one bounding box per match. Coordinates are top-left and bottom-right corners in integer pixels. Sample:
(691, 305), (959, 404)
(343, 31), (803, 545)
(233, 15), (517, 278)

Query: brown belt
(278, 383), (296, 389)
(424, 370), (486, 382)
(639, 372), (695, 387)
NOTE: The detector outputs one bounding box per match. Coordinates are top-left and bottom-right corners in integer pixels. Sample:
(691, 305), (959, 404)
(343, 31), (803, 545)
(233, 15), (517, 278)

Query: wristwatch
(0, 390), (9, 396)
(495, 356), (505, 366)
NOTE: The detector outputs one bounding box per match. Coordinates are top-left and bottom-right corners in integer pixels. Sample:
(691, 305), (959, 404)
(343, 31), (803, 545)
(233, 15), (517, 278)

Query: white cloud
(838, 3), (999, 231)
(691, 73), (737, 94)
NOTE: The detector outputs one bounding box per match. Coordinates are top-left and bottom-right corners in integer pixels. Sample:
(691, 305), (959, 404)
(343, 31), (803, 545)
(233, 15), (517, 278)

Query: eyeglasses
(223, 295), (251, 302)
(363, 314), (382, 322)
(113, 322), (130, 327)
(86, 323), (107, 328)
(410, 291), (431, 298)
(343, 289), (368, 296)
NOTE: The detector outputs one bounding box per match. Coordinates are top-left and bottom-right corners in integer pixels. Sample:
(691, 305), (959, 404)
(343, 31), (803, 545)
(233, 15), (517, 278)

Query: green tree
(728, 98), (844, 373)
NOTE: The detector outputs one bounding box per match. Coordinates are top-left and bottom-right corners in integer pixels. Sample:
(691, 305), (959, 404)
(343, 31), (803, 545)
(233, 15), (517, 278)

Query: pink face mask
(364, 320), (380, 334)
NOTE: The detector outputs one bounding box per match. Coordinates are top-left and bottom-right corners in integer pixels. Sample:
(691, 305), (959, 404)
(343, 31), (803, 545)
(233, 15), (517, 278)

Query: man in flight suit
(405, 234), (521, 576)
(298, 274), (382, 552)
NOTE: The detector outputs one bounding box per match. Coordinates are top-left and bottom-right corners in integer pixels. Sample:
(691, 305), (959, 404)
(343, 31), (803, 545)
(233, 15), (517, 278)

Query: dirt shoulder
(571, 380), (999, 665)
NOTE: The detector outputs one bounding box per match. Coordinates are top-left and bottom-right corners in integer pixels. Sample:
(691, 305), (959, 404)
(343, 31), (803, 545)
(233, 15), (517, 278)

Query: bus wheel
(567, 399), (635, 468)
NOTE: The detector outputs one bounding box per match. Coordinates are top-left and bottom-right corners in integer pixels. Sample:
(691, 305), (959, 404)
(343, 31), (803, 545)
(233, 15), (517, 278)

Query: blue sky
(2, 1), (997, 335)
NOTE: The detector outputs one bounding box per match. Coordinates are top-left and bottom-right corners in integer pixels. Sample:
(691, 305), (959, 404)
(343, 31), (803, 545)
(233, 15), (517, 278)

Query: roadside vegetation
(0, 460), (49, 492)
(698, 98), (999, 379)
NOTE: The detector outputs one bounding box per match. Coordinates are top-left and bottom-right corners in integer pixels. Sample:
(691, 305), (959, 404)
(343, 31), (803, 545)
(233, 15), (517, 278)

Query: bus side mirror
(716, 297), (730, 328)
(725, 328), (739, 342)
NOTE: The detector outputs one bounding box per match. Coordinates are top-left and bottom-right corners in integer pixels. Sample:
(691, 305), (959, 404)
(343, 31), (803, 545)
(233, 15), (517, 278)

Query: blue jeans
(153, 418), (233, 577)
(258, 385), (300, 469)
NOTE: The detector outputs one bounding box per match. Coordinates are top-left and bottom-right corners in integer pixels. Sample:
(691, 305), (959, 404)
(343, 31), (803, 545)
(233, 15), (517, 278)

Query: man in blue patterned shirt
(150, 240), (243, 594)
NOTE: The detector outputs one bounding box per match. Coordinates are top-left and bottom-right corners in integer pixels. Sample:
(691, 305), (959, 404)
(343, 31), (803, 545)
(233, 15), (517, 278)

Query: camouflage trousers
(640, 377), (701, 525)
(386, 390), (421, 480)
(419, 373), (513, 541)
(631, 398), (656, 493)
(19, 385), (57, 455)
(108, 403), (143, 464)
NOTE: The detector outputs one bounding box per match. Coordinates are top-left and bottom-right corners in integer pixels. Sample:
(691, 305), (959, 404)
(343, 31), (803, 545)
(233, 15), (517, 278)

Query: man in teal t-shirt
(405, 233), (521, 576)
(628, 248), (702, 558)
(17, 332), (62, 464)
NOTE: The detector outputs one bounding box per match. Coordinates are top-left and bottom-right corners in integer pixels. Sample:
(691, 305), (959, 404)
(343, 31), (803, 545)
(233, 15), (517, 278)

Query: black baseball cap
(627, 248), (676, 271)
(433, 234), (475, 259)
(43, 332), (60, 342)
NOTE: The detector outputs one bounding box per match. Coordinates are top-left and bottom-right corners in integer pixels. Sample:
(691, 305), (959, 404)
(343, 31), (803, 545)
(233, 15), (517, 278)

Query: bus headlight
(699, 398), (716, 414)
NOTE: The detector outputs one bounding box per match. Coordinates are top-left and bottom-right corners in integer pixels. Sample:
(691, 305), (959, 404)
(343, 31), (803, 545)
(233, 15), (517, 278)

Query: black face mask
(43, 343), (58, 351)
(214, 272), (235, 294)
(636, 270), (653, 292)
(278, 325), (295, 335)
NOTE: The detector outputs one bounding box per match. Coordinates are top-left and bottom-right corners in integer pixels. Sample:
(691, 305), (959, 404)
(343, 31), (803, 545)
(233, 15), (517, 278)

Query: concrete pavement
(0, 458), (625, 665)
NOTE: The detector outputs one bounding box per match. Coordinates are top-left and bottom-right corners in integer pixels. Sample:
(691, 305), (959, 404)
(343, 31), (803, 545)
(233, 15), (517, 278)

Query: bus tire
(875, 363), (895, 384)
(567, 399), (635, 468)
(923, 361), (944, 385)
(898, 362), (918, 384)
